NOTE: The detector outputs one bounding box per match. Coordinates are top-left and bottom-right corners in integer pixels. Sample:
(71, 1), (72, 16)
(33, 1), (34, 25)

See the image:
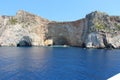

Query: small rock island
(0, 10), (120, 48)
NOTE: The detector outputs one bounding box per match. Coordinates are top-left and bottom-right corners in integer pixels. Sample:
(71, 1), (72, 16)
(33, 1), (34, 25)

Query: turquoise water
(0, 47), (120, 80)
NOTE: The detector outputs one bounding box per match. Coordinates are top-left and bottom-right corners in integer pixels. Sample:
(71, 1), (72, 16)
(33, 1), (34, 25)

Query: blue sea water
(0, 47), (120, 80)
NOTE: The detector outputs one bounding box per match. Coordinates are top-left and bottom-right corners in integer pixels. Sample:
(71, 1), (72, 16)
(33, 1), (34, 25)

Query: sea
(0, 47), (120, 80)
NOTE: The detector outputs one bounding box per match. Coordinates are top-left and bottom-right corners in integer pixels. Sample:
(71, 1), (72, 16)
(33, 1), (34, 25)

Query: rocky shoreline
(0, 10), (120, 48)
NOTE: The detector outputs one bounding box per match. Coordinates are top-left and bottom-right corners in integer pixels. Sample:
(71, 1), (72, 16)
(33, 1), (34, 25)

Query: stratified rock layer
(0, 10), (120, 48)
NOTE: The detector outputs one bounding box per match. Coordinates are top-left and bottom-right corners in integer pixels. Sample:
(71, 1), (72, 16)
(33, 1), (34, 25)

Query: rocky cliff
(0, 10), (120, 48)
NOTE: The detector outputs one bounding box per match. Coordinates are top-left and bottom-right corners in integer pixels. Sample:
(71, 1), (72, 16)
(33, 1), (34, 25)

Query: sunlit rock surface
(0, 10), (120, 48)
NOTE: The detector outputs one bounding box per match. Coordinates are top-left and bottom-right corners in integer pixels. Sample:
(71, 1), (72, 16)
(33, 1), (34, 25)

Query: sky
(0, 0), (120, 21)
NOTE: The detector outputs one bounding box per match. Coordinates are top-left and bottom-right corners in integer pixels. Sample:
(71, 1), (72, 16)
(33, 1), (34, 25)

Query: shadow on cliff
(53, 36), (68, 45)
(45, 24), (69, 46)
(17, 36), (32, 47)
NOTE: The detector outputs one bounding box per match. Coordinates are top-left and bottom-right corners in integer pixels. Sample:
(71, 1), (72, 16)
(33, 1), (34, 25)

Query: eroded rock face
(108, 35), (120, 48)
(0, 10), (120, 48)
(46, 20), (86, 46)
(85, 32), (105, 48)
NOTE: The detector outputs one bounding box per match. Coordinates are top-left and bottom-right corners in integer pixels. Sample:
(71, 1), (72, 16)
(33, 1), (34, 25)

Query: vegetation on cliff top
(9, 17), (17, 25)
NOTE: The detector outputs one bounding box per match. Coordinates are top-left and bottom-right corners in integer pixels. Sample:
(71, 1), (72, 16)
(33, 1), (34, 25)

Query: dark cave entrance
(17, 36), (32, 47)
(53, 36), (69, 45)
(17, 40), (32, 47)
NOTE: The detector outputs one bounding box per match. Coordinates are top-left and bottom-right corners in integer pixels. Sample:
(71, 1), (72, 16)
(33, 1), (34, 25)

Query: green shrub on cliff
(95, 22), (105, 31)
(115, 23), (120, 30)
(9, 18), (17, 25)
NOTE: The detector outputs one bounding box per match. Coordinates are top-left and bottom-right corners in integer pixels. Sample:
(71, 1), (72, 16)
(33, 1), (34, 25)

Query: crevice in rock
(103, 36), (114, 48)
